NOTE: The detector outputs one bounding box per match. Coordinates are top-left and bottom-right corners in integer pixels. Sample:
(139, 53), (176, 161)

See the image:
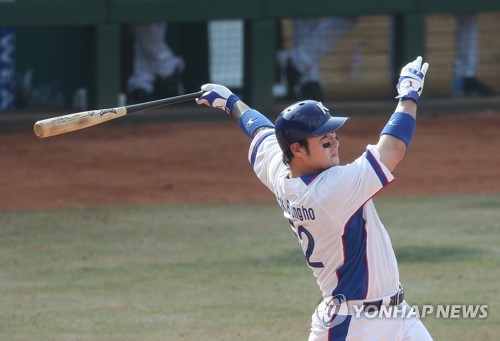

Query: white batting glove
(196, 83), (240, 114)
(396, 56), (429, 104)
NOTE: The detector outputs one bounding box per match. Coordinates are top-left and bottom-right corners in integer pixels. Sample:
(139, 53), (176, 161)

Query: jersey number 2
(290, 220), (324, 268)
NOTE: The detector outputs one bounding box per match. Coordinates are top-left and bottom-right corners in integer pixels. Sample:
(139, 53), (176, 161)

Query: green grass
(0, 194), (498, 340)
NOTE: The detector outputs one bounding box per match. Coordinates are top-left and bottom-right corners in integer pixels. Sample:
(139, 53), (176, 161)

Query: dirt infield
(1, 113), (499, 211)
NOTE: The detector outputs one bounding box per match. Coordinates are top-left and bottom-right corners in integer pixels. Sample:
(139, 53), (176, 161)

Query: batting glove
(396, 56), (429, 104)
(196, 83), (240, 115)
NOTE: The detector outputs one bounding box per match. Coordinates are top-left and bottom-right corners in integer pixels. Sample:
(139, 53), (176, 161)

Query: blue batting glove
(196, 83), (240, 114)
(395, 56), (430, 104)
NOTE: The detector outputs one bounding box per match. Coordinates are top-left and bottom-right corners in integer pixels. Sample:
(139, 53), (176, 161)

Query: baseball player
(197, 56), (431, 340)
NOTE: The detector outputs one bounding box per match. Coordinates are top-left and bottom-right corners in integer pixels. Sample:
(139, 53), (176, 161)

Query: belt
(321, 285), (405, 316)
(362, 285), (405, 313)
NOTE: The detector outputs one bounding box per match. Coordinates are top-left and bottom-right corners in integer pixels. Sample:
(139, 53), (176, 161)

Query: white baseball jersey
(249, 129), (399, 301)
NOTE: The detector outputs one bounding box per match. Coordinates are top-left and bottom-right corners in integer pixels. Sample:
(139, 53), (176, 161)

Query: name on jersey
(277, 194), (316, 221)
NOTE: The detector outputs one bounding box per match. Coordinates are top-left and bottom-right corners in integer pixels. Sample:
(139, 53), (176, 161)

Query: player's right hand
(196, 83), (240, 114)
(395, 56), (429, 104)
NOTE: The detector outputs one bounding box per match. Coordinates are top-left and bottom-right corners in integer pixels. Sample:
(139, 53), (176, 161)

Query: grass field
(0, 194), (498, 340)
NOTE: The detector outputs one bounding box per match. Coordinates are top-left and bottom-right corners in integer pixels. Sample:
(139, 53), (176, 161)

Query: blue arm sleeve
(380, 112), (416, 147)
(237, 109), (275, 138)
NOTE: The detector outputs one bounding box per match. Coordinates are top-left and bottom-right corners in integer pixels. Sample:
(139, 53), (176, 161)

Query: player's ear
(290, 142), (305, 158)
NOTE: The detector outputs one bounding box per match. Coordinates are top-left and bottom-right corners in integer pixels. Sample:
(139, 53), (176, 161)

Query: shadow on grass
(395, 246), (484, 263)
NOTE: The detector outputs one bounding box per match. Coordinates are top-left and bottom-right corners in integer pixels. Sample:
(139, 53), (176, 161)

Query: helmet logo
(315, 102), (329, 115)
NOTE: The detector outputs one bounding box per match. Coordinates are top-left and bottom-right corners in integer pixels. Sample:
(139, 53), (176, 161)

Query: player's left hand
(196, 83), (240, 114)
(396, 56), (429, 104)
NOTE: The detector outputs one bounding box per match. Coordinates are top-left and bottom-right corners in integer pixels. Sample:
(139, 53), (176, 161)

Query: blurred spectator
(0, 28), (15, 110)
(127, 22), (185, 104)
(453, 13), (495, 97)
(278, 17), (358, 101)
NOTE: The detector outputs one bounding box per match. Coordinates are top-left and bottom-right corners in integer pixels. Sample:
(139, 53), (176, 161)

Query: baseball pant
(289, 17), (358, 85)
(127, 22), (184, 94)
(454, 13), (478, 79)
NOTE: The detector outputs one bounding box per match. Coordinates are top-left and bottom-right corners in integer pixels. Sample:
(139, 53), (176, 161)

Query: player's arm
(196, 84), (284, 192)
(375, 56), (429, 171)
(196, 83), (275, 138)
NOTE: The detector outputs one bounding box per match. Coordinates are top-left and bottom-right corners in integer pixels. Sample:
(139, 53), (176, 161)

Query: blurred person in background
(279, 14), (495, 101)
(279, 17), (358, 101)
(453, 13), (495, 97)
(127, 22), (185, 104)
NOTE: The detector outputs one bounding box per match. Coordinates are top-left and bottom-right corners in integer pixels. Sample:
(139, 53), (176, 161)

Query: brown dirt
(1, 114), (499, 212)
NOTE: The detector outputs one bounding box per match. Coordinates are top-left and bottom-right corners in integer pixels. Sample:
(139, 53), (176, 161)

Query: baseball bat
(34, 90), (204, 138)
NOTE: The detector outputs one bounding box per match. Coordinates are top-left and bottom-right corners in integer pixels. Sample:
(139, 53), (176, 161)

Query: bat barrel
(33, 122), (44, 137)
(33, 90), (205, 138)
(34, 107), (129, 138)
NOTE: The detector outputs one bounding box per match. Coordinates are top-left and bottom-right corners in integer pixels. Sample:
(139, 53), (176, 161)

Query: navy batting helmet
(275, 100), (348, 152)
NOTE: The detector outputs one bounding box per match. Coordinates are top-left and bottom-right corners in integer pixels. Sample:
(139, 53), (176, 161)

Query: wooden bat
(34, 90), (204, 138)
